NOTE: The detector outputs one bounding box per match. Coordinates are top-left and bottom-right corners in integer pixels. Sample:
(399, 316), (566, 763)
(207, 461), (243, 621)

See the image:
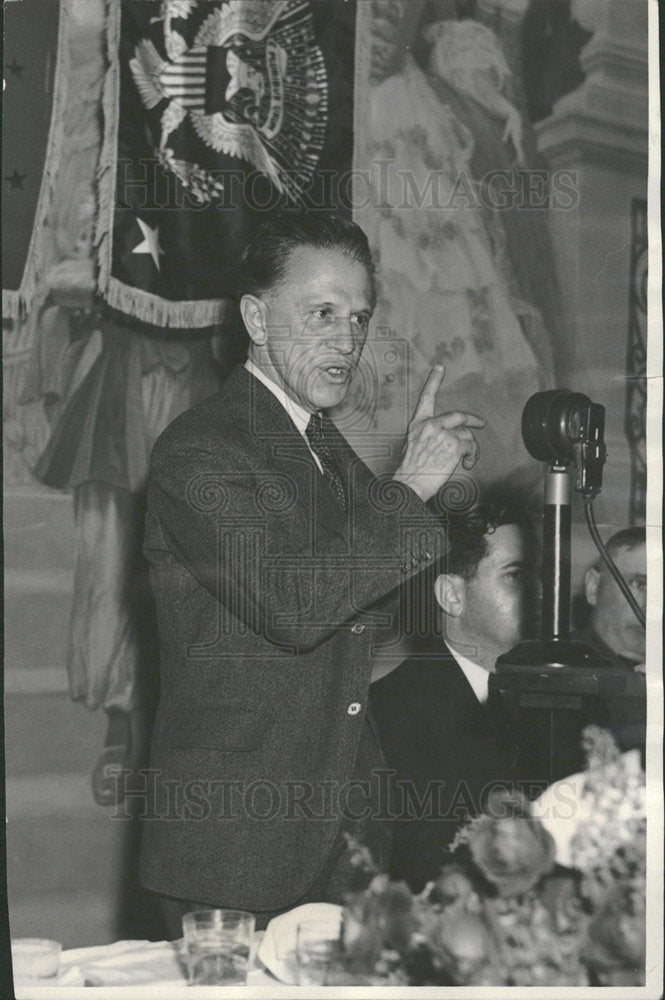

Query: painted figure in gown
(338, 0), (556, 496)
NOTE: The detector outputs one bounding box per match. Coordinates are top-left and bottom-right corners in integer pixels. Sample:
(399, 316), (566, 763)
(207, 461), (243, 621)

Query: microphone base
(496, 638), (610, 672)
(488, 639), (644, 787)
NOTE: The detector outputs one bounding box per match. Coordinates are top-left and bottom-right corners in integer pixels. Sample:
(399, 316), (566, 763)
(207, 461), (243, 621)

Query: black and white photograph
(2, 0), (662, 994)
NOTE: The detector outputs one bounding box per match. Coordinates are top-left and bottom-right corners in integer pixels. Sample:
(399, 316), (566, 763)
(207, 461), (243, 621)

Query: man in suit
(370, 500), (540, 892)
(571, 527), (646, 753)
(574, 527), (646, 671)
(138, 212), (486, 932)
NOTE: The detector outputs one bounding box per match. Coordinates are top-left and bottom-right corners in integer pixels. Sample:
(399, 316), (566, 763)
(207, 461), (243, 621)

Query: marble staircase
(4, 487), (163, 948)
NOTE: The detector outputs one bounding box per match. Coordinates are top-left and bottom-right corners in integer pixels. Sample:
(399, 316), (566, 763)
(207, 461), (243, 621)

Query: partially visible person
(370, 500), (541, 892)
(572, 527), (646, 752)
(574, 528), (646, 669)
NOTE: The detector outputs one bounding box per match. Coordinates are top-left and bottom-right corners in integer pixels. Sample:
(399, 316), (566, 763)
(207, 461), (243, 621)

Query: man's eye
(313, 308), (333, 321)
(352, 314), (369, 330)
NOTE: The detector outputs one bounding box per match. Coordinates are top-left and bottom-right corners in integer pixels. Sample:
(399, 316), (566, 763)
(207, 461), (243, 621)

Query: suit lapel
(416, 648), (496, 746)
(447, 654), (514, 743)
(274, 433), (349, 543)
(225, 365), (298, 442)
(322, 413), (377, 507)
(225, 367), (349, 539)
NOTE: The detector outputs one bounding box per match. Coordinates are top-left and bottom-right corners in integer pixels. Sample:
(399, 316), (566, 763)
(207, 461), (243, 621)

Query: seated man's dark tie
(305, 413), (348, 512)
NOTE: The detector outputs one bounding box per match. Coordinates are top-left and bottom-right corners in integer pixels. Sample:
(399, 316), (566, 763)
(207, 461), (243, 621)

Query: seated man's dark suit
(371, 645), (518, 892)
(139, 365), (445, 919)
(571, 624), (646, 756)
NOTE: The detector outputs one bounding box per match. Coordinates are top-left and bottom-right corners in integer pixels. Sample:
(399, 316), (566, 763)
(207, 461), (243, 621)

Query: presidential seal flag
(97, 0), (358, 330)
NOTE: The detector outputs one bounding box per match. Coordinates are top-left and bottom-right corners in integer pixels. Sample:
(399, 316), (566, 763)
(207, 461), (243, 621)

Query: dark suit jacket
(370, 647), (518, 892)
(571, 624), (646, 756)
(139, 366), (445, 911)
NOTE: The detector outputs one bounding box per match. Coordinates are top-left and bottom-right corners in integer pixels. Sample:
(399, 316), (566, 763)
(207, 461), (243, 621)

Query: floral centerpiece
(332, 726), (646, 987)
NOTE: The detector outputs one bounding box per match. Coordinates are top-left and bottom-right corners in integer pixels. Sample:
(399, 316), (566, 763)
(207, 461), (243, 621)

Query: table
(13, 936), (279, 991)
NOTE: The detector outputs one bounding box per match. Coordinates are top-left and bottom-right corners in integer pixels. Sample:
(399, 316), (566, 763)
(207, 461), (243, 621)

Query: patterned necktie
(305, 413), (348, 512)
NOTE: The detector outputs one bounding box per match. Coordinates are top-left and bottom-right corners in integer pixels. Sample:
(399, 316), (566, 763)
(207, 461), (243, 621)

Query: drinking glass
(182, 909), (255, 986)
(295, 917), (342, 986)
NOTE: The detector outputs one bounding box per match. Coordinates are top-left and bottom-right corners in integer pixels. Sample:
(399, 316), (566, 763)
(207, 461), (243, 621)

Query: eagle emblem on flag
(129, 0), (328, 203)
(99, 0), (355, 327)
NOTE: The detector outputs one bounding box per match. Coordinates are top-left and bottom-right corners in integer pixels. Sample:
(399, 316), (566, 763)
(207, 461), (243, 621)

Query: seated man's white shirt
(245, 358), (323, 472)
(447, 645), (490, 703)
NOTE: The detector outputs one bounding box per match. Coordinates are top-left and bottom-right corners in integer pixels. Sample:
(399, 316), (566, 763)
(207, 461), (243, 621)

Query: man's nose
(328, 317), (356, 354)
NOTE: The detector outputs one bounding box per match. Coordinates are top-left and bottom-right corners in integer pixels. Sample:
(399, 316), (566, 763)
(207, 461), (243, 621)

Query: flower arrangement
(332, 726), (646, 987)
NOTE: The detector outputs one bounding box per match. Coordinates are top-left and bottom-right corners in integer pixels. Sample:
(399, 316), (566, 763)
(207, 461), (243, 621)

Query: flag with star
(2, 0), (69, 319)
(98, 0), (358, 330)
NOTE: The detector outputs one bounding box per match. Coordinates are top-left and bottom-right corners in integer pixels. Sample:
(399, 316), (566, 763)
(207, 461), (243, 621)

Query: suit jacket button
(347, 702), (362, 716)
(351, 623), (366, 635)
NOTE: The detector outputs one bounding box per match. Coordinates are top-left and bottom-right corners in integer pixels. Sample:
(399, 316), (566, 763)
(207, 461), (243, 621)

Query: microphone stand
(487, 461), (643, 786)
(543, 464), (572, 644)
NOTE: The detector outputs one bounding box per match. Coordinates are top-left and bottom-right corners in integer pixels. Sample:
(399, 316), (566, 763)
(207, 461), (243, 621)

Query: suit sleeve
(146, 427), (447, 652)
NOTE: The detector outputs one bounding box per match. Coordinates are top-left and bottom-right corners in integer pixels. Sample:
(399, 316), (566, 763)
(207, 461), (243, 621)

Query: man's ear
(434, 574), (466, 619)
(240, 293), (268, 346)
(584, 567), (600, 607)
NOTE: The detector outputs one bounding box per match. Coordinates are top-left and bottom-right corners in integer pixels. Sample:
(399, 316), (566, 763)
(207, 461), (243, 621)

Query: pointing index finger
(435, 411), (487, 429)
(413, 364), (446, 422)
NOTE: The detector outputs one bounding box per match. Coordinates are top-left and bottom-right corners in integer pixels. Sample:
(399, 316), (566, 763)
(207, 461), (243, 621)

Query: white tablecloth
(13, 936), (277, 990)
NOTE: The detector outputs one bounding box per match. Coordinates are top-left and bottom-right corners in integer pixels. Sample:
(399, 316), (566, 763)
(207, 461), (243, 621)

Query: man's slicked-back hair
(239, 211), (376, 306)
(442, 500), (534, 580)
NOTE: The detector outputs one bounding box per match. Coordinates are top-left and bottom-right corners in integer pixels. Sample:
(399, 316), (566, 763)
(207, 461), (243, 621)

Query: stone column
(535, 0), (648, 526)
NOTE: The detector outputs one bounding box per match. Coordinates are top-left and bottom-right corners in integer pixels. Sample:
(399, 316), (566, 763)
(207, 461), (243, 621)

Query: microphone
(487, 390), (644, 785)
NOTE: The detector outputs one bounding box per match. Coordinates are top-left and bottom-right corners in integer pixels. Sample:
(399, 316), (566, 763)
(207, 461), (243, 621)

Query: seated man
(572, 527), (646, 752)
(573, 527), (646, 670)
(370, 500), (540, 892)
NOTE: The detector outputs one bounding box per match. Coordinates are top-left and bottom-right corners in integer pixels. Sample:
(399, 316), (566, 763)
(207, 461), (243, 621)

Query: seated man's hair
(603, 526), (645, 563)
(240, 211), (376, 303)
(442, 500), (534, 580)
(401, 499), (534, 639)
(572, 525), (646, 629)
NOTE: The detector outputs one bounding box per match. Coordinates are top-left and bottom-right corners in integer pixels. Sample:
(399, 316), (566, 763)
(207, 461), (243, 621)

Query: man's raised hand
(392, 365), (486, 502)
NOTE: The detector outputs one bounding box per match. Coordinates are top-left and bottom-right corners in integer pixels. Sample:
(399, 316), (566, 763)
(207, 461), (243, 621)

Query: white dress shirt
(244, 358), (323, 472)
(447, 645), (491, 703)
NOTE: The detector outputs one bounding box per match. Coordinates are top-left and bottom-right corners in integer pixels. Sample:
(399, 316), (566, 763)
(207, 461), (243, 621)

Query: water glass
(295, 917), (342, 986)
(182, 908), (255, 986)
